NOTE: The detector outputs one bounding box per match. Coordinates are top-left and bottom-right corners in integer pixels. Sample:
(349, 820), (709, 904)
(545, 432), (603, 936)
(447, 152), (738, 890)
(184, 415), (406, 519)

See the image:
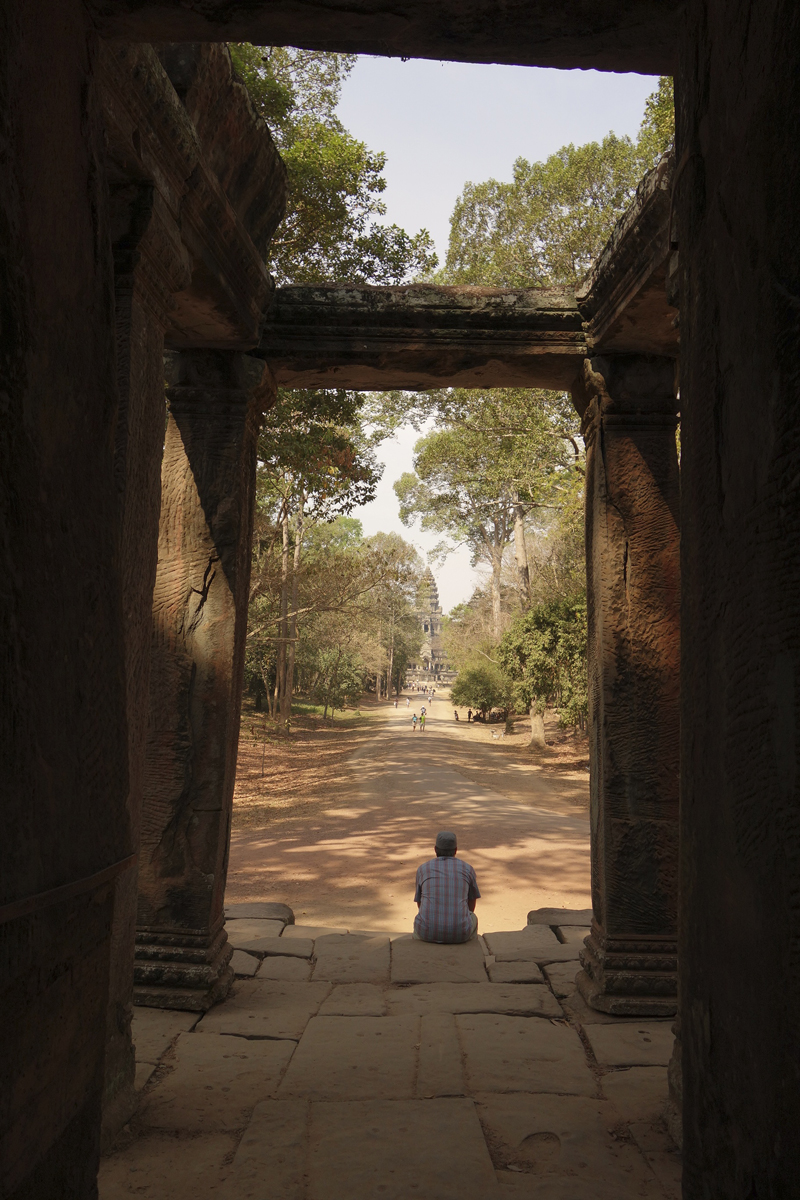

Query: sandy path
(227, 696), (591, 932)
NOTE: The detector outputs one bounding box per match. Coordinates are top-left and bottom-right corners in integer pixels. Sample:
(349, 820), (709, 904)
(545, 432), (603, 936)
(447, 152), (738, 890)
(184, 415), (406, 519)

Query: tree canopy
(229, 44), (437, 283)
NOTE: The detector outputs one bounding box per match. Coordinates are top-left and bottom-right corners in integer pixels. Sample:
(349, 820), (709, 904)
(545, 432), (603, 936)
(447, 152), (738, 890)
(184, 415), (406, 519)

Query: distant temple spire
(406, 569), (454, 684)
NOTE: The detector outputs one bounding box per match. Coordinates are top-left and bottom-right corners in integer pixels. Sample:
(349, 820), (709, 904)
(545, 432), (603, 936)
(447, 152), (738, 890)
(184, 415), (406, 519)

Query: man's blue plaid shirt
(413, 856), (480, 944)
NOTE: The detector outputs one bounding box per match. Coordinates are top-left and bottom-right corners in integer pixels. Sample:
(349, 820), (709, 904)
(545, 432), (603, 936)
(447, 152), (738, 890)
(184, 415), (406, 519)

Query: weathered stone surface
(246, 936), (313, 959)
(196, 981), (331, 1041)
(131, 1008), (198, 1064)
(258, 956), (312, 982)
(543, 963), (581, 999)
(417, 1014), (466, 1098)
(476, 1093), (666, 1197)
(134, 1061), (158, 1092)
(139, 1031), (295, 1131)
(391, 937), (487, 983)
(601, 1066), (669, 1123)
(556, 927), (591, 945)
(258, 284), (587, 392)
(98, 1132), (238, 1199)
(277, 1016), (419, 1101)
(225, 919), (287, 948)
(91, 1), (679, 76)
(282, 925), (346, 940)
(318, 984), (387, 1017)
(583, 1022), (674, 1067)
(577, 153), (677, 357)
(308, 1099), (499, 1200)
(528, 908), (594, 927)
(230, 949), (260, 977)
(312, 934), (390, 984)
(457, 1015), (595, 1095)
(135, 351), (274, 1012)
(488, 962), (546, 984)
(387, 983), (561, 1019)
(483, 928), (575, 963)
(219, 1099), (308, 1200)
(628, 1121), (682, 1199)
(579, 354), (679, 1016)
(224, 901), (294, 924)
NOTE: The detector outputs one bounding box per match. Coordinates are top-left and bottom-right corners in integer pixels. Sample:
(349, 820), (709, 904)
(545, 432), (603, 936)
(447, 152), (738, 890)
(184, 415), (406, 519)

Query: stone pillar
(134, 350), (273, 1010)
(103, 183), (191, 1139)
(576, 354), (680, 1016)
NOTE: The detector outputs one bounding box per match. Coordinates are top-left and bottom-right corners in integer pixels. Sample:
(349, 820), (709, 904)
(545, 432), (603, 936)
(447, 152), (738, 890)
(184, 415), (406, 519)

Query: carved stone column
(104, 183), (191, 1138)
(576, 354), (680, 1016)
(134, 350), (273, 1010)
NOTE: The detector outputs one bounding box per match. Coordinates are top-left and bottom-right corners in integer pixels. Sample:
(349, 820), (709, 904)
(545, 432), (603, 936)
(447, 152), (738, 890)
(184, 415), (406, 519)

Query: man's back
(414, 855), (480, 944)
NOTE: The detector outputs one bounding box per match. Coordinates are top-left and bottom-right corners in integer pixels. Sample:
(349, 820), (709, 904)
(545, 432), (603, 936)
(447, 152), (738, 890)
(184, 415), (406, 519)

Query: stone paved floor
(100, 910), (681, 1199)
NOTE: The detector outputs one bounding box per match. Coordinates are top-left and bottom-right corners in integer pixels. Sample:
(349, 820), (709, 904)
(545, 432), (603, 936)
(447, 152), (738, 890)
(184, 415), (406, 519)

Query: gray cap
(435, 830), (457, 853)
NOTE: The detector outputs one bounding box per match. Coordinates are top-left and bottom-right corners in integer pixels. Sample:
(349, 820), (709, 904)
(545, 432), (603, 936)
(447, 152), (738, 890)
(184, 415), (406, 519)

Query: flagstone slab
(245, 935), (313, 959)
(628, 1120), (682, 1199)
(583, 1022), (674, 1067)
(307, 1099), (499, 1200)
(219, 1099), (308, 1200)
(417, 1013), (465, 1098)
(139, 1031), (295, 1131)
(391, 936), (487, 983)
(135, 1061), (157, 1091)
(258, 956), (312, 982)
(312, 934), (390, 983)
(196, 981), (331, 1041)
(131, 1008), (198, 1064)
(555, 926), (591, 945)
(224, 902), (294, 925)
(601, 1066), (669, 1123)
(543, 962), (581, 998)
(457, 1015), (596, 1095)
(488, 962), (545, 984)
(231, 949), (260, 977)
(477, 1093), (666, 1198)
(527, 908), (594, 926)
(318, 984), (387, 1016)
(484, 928), (581, 964)
(386, 983), (561, 1019)
(277, 1015), (419, 1101)
(99, 1132), (237, 1199)
(282, 924), (347, 939)
(225, 919), (287, 947)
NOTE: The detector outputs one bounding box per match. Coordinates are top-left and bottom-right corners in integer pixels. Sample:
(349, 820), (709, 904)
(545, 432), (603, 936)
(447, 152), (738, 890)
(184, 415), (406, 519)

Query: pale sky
(339, 58), (659, 613)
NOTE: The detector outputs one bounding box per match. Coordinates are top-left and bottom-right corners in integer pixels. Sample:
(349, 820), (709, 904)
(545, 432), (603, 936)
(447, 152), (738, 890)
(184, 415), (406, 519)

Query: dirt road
(227, 696), (591, 932)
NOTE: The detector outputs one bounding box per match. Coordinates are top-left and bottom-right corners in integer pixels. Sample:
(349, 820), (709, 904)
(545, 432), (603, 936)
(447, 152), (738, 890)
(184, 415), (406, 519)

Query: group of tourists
(411, 705), (427, 731)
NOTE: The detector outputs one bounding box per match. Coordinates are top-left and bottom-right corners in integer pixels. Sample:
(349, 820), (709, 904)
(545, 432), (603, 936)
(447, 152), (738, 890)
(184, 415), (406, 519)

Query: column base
(133, 923), (233, 1011)
(577, 924), (677, 1016)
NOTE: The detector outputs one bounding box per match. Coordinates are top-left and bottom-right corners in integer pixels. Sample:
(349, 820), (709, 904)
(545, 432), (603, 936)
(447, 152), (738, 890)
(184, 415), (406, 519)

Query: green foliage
(450, 664), (512, 718)
(637, 77), (675, 164)
(499, 594), (588, 727)
(229, 43), (437, 284)
(440, 77), (674, 289)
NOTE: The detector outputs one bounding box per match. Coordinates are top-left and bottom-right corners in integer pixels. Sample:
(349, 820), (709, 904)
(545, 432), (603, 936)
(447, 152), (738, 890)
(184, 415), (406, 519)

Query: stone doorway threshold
(100, 908), (680, 1199)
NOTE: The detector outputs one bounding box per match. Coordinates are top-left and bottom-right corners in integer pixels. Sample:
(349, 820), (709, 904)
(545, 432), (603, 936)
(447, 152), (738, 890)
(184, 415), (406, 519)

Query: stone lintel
(259, 283), (587, 390)
(99, 42), (284, 349)
(88, 1), (678, 76)
(577, 153), (678, 357)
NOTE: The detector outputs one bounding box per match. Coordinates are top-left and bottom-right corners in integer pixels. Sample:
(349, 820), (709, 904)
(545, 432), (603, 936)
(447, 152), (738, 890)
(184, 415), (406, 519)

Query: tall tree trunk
(513, 498), (531, 609)
(275, 507), (290, 721)
(388, 615), (395, 698)
(281, 497), (303, 722)
(491, 545), (503, 640)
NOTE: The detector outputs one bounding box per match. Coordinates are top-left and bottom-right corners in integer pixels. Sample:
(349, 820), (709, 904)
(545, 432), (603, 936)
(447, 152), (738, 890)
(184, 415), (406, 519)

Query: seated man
(413, 831), (480, 943)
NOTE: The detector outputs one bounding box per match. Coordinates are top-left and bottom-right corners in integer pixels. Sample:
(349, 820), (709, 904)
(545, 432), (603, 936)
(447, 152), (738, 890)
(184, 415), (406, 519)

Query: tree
(450, 664), (511, 720)
(499, 594), (588, 742)
(393, 388), (581, 637)
(229, 43), (437, 284)
(440, 77), (675, 289)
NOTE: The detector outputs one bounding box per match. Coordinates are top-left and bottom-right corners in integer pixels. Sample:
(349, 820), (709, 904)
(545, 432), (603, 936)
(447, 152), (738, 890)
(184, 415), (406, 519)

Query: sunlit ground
(228, 696), (591, 932)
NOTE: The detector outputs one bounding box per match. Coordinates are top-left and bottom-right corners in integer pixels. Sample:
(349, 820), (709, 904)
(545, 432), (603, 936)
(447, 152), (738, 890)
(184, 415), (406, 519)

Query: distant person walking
(420, 713), (426, 731)
(467, 709), (472, 723)
(394, 698), (398, 708)
(406, 697), (410, 707)
(412, 713), (418, 731)
(454, 710), (459, 721)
